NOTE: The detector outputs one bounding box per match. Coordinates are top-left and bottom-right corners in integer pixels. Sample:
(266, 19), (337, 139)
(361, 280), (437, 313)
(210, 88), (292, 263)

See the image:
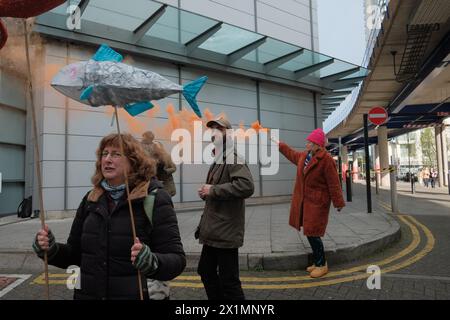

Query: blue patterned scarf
(304, 152), (312, 171)
(101, 180), (126, 204)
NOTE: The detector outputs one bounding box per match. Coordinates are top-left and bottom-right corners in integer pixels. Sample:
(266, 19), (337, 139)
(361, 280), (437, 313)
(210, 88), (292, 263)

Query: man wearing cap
(195, 116), (254, 300)
(272, 128), (345, 278)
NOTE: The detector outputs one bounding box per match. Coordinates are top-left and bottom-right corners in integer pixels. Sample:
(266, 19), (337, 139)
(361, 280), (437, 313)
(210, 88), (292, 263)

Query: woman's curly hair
(92, 133), (156, 189)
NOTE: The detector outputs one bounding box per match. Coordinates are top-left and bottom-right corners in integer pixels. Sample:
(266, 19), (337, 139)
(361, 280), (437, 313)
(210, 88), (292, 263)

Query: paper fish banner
(0, 0), (66, 49)
(52, 44), (208, 118)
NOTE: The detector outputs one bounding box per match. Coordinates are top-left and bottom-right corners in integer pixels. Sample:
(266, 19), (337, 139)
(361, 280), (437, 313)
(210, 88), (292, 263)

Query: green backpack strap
(143, 188), (158, 226)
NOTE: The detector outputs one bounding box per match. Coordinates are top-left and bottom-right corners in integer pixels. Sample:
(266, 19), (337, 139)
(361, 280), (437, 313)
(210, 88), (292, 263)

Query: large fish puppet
(52, 44), (207, 118)
(0, 0), (66, 49)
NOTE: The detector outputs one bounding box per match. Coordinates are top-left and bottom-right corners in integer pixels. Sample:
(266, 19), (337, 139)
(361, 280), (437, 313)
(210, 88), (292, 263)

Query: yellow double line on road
(170, 215), (434, 289)
(174, 216), (420, 284)
(32, 213), (434, 289)
(32, 273), (72, 285)
(378, 199), (394, 213)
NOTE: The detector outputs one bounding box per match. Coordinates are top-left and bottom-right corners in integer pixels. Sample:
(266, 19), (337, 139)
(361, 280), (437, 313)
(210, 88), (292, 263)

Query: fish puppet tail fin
(182, 76), (207, 118)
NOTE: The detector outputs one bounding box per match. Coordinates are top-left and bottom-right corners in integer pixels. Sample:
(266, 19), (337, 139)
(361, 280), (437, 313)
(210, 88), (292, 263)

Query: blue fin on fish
(92, 44), (123, 62)
(182, 76), (208, 118)
(124, 101), (154, 116)
(80, 85), (94, 100)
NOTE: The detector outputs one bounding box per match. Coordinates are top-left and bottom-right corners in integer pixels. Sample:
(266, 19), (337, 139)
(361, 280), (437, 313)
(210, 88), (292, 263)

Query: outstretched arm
(278, 141), (302, 165)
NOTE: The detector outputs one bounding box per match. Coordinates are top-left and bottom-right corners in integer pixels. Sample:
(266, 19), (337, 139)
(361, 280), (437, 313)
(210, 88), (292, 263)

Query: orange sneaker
(310, 264), (328, 278)
(306, 264), (316, 273)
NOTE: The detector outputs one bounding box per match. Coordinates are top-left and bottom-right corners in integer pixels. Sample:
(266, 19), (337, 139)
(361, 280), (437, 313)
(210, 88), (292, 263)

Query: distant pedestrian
(141, 131), (177, 197)
(273, 128), (345, 279)
(423, 167), (430, 187)
(431, 169), (438, 188)
(418, 169), (423, 185)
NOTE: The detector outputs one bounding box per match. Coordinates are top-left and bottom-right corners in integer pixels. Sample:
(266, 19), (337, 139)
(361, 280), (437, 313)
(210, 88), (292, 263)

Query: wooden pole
(23, 19), (50, 300)
(113, 106), (144, 300)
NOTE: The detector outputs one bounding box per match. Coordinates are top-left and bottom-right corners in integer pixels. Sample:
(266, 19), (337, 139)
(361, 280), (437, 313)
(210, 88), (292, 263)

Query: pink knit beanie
(306, 128), (326, 147)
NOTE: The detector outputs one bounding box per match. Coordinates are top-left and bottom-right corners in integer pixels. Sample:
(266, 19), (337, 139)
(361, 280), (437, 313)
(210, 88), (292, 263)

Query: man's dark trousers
(197, 244), (245, 300)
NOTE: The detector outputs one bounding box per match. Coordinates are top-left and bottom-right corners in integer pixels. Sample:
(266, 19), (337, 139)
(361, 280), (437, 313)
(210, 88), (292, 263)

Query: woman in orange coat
(273, 128), (345, 278)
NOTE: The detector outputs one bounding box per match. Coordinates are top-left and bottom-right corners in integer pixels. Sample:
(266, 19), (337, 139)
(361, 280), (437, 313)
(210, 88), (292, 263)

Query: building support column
(440, 125), (448, 187)
(342, 145), (349, 165)
(374, 144), (380, 188)
(390, 139), (398, 167)
(313, 92), (322, 129)
(352, 152), (359, 181)
(342, 145), (348, 182)
(378, 126), (390, 187)
(435, 126), (444, 187)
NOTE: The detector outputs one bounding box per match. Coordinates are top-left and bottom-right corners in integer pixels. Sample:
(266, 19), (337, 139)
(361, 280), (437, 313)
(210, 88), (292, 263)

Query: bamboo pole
(23, 19), (50, 300)
(113, 106), (144, 300)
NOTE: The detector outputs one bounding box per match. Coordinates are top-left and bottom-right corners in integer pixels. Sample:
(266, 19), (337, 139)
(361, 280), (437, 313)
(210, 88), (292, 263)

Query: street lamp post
(407, 132), (415, 194)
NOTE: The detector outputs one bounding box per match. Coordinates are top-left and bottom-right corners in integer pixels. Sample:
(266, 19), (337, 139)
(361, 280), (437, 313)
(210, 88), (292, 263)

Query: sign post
(366, 106), (388, 212)
(363, 114), (372, 213)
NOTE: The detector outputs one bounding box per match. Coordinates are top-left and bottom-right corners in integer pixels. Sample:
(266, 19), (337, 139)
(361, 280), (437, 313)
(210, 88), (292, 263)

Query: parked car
(404, 172), (418, 182)
(397, 171), (407, 181)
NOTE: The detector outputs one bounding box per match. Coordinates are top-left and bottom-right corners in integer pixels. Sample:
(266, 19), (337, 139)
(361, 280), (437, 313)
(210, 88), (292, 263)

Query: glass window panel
(144, 6), (180, 42)
(339, 68), (370, 79)
(280, 50), (330, 78)
(241, 38), (298, 64)
(243, 51), (258, 63)
(180, 11), (219, 44)
(319, 60), (359, 78)
(199, 24), (264, 55)
(82, 0), (159, 31)
(92, 0), (160, 20)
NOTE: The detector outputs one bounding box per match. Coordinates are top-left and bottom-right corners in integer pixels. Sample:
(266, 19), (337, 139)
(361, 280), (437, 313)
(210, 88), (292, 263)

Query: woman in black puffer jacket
(33, 133), (185, 300)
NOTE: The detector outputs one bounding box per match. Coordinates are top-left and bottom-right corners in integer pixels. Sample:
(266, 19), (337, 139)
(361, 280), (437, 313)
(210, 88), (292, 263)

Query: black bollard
(346, 170), (352, 202)
(375, 171), (379, 195)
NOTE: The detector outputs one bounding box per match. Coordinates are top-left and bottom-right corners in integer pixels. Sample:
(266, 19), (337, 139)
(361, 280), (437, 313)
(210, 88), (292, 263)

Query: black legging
(307, 236), (326, 267)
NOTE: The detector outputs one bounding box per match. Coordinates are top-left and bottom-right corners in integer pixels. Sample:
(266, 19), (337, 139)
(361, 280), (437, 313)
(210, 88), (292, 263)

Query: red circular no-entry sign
(368, 107), (388, 126)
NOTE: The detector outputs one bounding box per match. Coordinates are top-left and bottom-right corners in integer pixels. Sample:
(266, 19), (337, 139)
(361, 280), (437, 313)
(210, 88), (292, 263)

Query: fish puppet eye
(61, 63), (80, 75)
(51, 62), (85, 91)
(69, 66), (78, 80)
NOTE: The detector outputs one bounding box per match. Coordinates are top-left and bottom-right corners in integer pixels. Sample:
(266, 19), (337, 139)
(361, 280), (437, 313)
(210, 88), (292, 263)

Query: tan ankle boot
(306, 264), (316, 273)
(310, 263), (328, 278)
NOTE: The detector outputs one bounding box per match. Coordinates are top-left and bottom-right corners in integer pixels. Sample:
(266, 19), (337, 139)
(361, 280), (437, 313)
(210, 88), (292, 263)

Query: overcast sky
(317, 0), (366, 66)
